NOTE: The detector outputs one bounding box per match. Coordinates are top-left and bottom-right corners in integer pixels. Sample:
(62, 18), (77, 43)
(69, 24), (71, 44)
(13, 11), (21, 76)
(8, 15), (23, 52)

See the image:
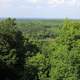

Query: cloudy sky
(0, 0), (80, 19)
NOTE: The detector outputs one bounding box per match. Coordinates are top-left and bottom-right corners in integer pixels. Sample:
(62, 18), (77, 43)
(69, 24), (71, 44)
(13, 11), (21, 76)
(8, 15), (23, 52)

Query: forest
(0, 18), (80, 80)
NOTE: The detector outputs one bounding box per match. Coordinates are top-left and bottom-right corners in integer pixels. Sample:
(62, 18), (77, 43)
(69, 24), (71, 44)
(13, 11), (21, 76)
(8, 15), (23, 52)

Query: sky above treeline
(0, 0), (80, 19)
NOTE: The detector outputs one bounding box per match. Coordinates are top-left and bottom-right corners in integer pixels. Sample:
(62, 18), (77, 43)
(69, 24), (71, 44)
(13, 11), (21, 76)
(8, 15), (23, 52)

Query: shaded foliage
(0, 18), (40, 80)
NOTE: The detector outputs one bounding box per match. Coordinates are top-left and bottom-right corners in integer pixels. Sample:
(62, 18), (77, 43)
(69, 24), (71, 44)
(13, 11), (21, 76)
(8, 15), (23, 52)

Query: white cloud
(76, 0), (80, 7)
(0, 0), (80, 9)
(27, 0), (65, 7)
(48, 0), (64, 7)
(47, 0), (80, 7)
(64, 0), (80, 7)
(48, 0), (64, 5)
(29, 0), (39, 4)
(65, 0), (76, 6)
(0, 0), (12, 7)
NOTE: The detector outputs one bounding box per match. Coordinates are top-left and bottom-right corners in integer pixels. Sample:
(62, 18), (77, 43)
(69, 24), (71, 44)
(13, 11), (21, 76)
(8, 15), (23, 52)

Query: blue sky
(0, 0), (80, 19)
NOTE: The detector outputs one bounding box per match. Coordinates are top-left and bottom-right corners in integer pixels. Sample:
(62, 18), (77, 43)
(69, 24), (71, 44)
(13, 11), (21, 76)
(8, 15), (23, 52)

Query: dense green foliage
(50, 20), (80, 80)
(0, 18), (80, 80)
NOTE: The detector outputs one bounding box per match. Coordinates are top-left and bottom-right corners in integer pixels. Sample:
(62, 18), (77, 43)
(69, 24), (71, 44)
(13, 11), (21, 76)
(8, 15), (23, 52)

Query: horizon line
(0, 17), (80, 20)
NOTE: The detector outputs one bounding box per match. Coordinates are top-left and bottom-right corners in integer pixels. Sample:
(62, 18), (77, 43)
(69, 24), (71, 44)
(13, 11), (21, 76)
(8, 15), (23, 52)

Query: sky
(0, 0), (80, 19)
